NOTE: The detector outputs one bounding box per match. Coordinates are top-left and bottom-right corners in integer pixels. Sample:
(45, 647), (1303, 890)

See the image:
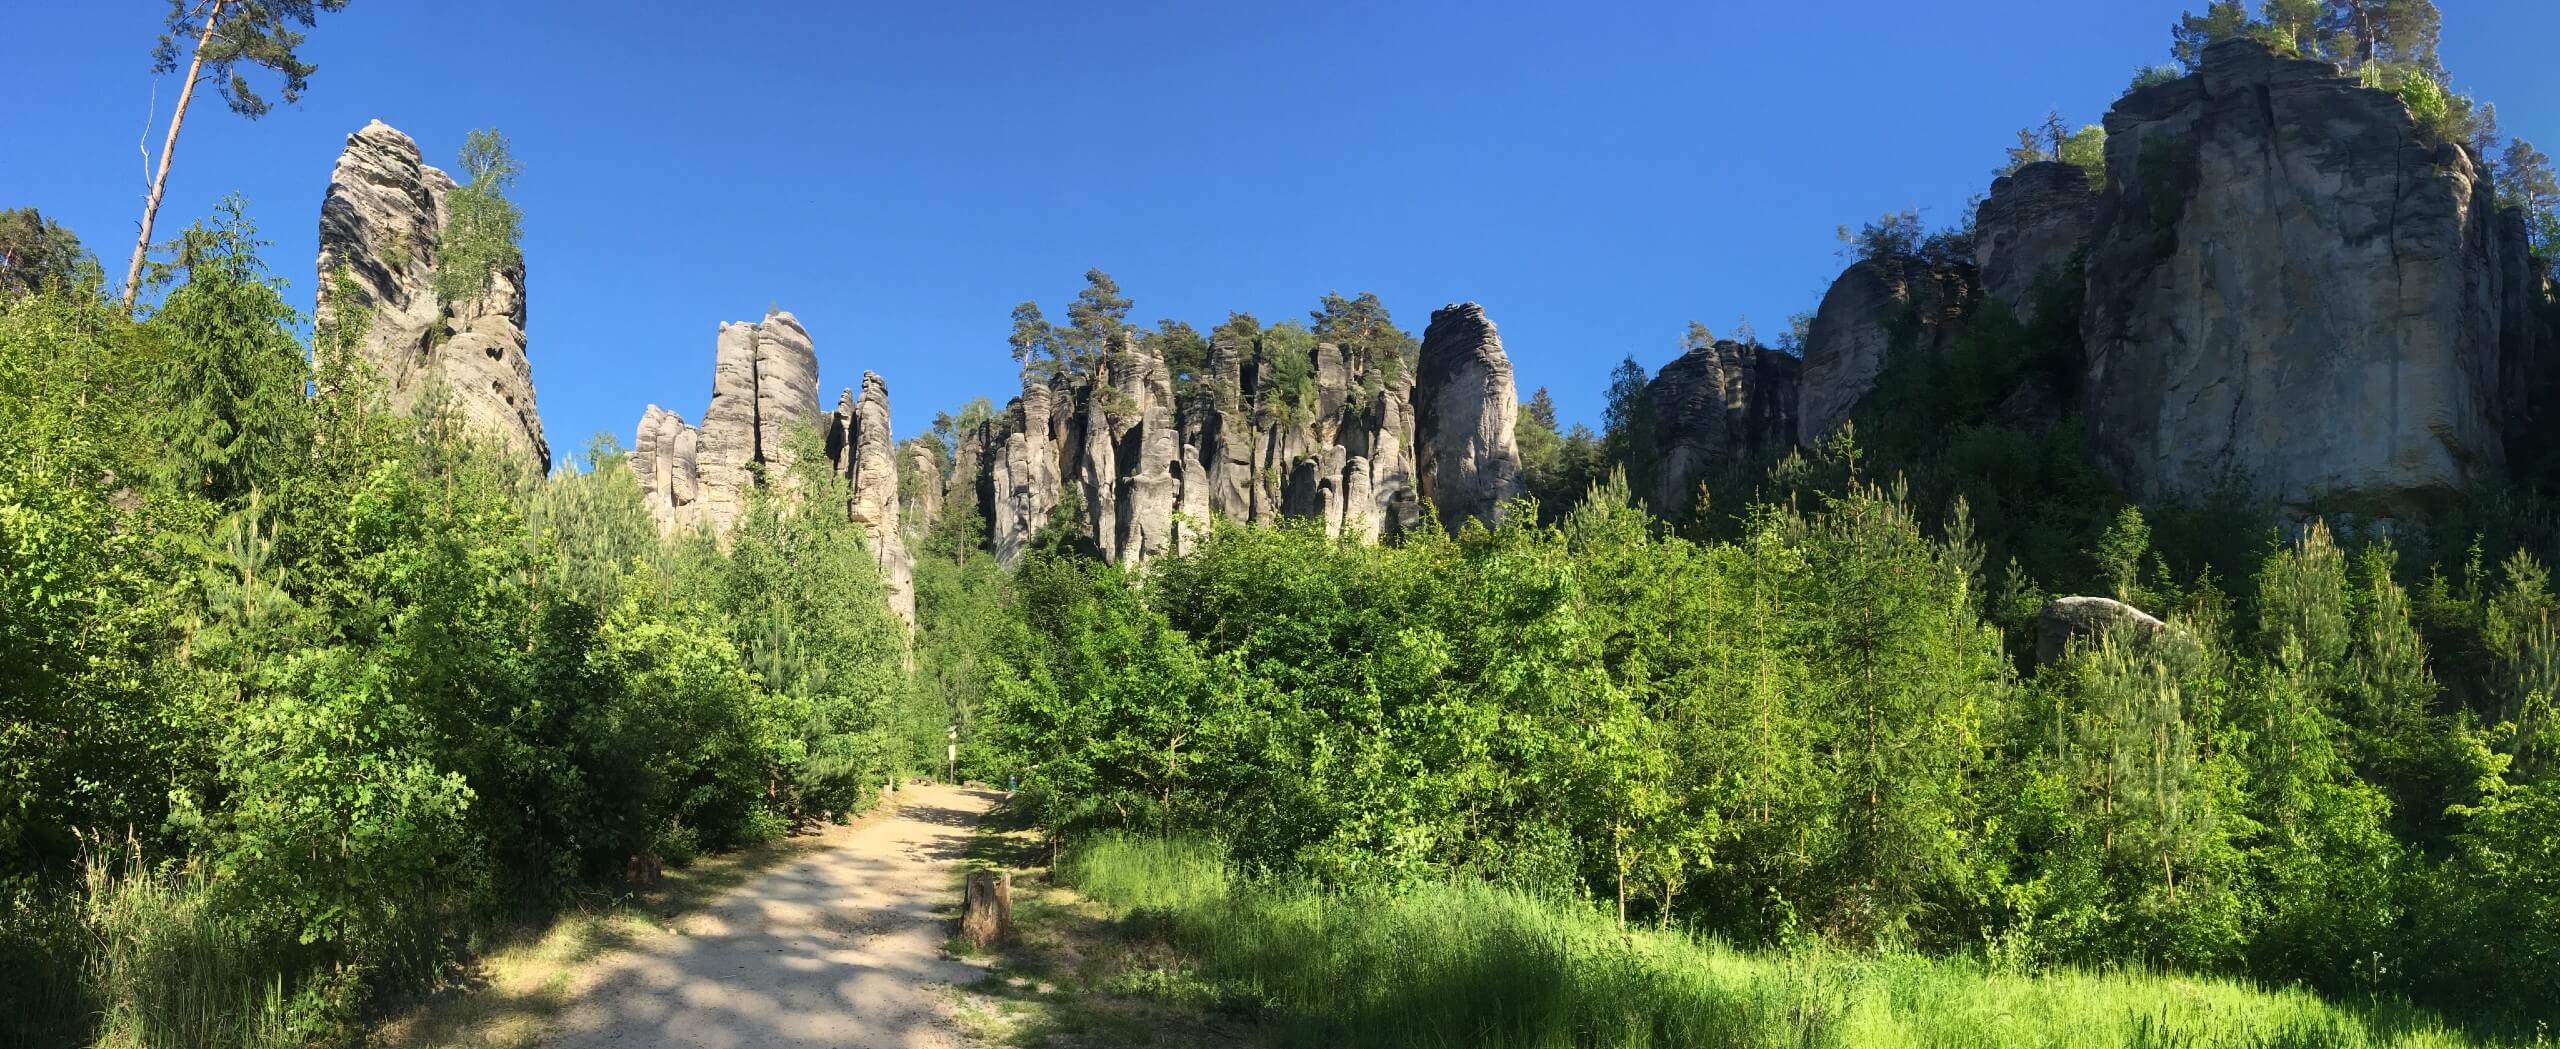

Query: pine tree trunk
(122, 0), (226, 313)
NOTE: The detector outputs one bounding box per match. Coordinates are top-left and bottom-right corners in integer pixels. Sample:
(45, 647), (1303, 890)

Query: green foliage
(153, 1), (354, 120)
(0, 208), (89, 299)
(915, 502), (1011, 776)
(141, 198), (310, 504)
(1063, 834), (2501, 1049)
(431, 129), (523, 307)
(0, 198), (920, 1044)
(1515, 387), (1599, 522)
(2002, 110), (2106, 190)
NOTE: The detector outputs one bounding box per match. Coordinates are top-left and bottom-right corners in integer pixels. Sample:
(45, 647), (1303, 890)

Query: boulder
(2033, 595), (2168, 665)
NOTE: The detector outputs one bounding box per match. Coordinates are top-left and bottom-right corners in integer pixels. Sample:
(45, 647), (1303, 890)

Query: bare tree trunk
(122, 0), (226, 313)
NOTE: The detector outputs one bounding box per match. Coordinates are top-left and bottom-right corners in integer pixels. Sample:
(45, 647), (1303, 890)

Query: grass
(1052, 833), (2545, 1049)
(943, 807), (1263, 1047)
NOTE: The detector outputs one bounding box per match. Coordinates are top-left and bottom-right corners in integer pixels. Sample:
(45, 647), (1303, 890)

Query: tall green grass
(1061, 834), (2525, 1049)
(0, 849), (295, 1049)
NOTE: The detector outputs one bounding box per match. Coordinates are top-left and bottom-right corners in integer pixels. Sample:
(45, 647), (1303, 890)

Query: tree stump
(961, 870), (1012, 948)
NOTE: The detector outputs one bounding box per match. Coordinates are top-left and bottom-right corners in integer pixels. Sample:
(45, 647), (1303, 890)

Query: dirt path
(544, 785), (999, 1049)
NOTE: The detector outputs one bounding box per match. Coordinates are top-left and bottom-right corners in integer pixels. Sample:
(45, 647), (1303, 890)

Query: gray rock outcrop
(2081, 38), (2545, 513)
(1796, 254), (1974, 446)
(950, 303), (1464, 568)
(2033, 595), (2169, 665)
(316, 120), (549, 471)
(1974, 160), (2098, 319)
(631, 309), (827, 536)
(1648, 340), (1801, 514)
(1414, 302), (1524, 531)
(691, 311), (822, 535)
(832, 373), (914, 625)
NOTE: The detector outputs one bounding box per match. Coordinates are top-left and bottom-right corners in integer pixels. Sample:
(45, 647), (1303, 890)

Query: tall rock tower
(316, 121), (549, 472)
(1414, 302), (1525, 531)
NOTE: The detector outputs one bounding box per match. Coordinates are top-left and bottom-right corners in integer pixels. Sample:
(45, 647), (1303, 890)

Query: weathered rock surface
(317, 120), (549, 471)
(834, 374), (914, 625)
(691, 311), (822, 535)
(1975, 160), (2097, 319)
(632, 310), (831, 535)
(1414, 303), (1524, 531)
(948, 306), (1459, 568)
(1796, 254), (1974, 446)
(632, 404), (704, 533)
(903, 438), (944, 542)
(2082, 38), (2545, 513)
(1648, 340), (1800, 514)
(2033, 595), (2168, 665)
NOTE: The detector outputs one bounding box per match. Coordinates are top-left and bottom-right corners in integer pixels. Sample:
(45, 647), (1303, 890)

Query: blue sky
(4, 2), (2555, 457)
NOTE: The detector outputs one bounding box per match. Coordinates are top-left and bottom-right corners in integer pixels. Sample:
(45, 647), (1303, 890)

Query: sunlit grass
(1061, 833), (2531, 1049)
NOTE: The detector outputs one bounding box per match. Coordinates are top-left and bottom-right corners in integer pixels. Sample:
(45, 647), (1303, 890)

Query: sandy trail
(545, 785), (998, 1049)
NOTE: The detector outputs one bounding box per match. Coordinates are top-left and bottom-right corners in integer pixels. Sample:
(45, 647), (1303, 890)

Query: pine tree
(122, 1), (353, 312)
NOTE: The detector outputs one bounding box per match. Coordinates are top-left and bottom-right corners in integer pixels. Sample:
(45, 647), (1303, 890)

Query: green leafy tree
(432, 129), (525, 306)
(142, 198), (311, 504)
(0, 209), (89, 300)
(1599, 356), (1659, 509)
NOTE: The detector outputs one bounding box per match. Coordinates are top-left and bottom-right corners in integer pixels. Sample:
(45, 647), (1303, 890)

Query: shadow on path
(543, 785), (996, 1049)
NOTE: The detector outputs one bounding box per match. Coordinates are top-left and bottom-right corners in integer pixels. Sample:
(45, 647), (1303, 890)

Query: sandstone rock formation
(631, 404), (703, 532)
(1414, 303), (1525, 530)
(633, 309), (835, 533)
(1974, 160), (2097, 319)
(903, 438), (944, 542)
(317, 120), (549, 471)
(632, 312), (914, 625)
(1795, 254), (1974, 446)
(2082, 38), (2545, 513)
(1648, 339), (1800, 514)
(944, 301), (1503, 568)
(830, 373), (914, 625)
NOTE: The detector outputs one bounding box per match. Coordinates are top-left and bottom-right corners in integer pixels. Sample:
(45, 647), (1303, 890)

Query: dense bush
(985, 459), (2560, 1028)
(0, 206), (928, 1047)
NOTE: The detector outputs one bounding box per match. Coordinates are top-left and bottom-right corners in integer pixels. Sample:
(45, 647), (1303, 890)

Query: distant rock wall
(1974, 160), (2097, 319)
(2081, 38), (2545, 512)
(1648, 339), (1800, 514)
(317, 120), (549, 471)
(944, 304), (1538, 568)
(1795, 254), (1974, 446)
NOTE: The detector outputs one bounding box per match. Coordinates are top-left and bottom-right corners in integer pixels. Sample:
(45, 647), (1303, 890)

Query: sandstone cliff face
(633, 311), (862, 529)
(688, 311), (822, 535)
(950, 305), (1473, 567)
(1975, 160), (2097, 319)
(1796, 255), (1974, 446)
(833, 374), (914, 625)
(903, 438), (944, 542)
(1648, 340), (1800, 514)
(1415, 303), (1525, 531)
(2082, 38), (2544, 512)
(317, 120), (549, 471)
